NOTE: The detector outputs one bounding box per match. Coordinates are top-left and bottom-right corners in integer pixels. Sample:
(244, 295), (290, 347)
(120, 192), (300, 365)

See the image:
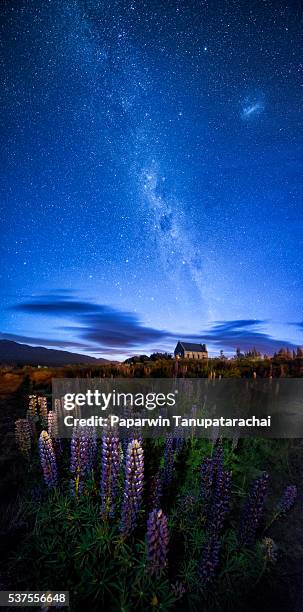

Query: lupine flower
(38, 396), (48, 421)
(47, 411), (58, 438)
(163, 433), (174, 487)
(120, 439), (144, 536)
(262, 537), (278, 563)
(28, 395), (38, 419)
(101, 435), (121, 517)
(201, 457), (215, 515)
(38, 431), (58, 488)
(276, 485), (297, 515)
(174, 437), (185, 454)
(238, 472), (269, 546)
(84, 427), (97, 472)
(122, 432), (142, 465)
(212, 438), (224, 472)
(198, 536), (221, 583)
(122, 436), (131, 462)
(47, 410), (63, 457)
(15, 419), (31, 457)
(200, 443), (231, 535)
(146, 509), (169, 576)
(54, 398), (62, 412)
(70, 427), (91, 496)
(149, 471), (163, 510)
(209, 467), (232, 535)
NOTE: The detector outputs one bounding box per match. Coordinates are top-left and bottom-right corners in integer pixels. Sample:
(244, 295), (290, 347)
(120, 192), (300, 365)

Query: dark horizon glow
(1, 0), (303, 359)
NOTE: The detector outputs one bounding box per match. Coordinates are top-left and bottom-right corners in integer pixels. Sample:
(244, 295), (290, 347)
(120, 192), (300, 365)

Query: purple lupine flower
(38, 431), (58, 488)
(238, 472), (269, 546)
(174, 437), (185, 454)
(70, 427), (91, 496)
(15, 419), (31, 456)
(101, 435), (121, 517)
(199, 536), (221, 583)
(201, 457), (215, 515)
(276, 485), (297, 515)
(87, 427), (97, 471)
(122, 436), (130, 462)
(209, 467), (232, 535)
(212, 438), (224, 472)
(163, 433), (174, 487)
(149, 471), (163, 510)
(146, 509), (169, 576)
(120, 439), (144, 536)
(201, 444), (231, 535)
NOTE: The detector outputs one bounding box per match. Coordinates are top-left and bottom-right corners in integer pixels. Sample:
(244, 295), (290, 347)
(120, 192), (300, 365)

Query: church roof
(177, 342), (207, 352)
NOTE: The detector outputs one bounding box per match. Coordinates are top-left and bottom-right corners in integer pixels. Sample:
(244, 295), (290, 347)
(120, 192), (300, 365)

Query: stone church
(174, 341), (208, 360)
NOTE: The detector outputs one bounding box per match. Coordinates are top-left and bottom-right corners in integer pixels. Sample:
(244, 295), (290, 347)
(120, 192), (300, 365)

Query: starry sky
(1, 0), (303, 359)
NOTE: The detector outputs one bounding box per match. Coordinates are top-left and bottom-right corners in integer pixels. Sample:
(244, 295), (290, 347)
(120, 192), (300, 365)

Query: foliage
(8, 395), (298, 612)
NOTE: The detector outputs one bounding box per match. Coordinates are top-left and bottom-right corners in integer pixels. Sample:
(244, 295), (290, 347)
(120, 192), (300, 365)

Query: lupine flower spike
(47, 411), (58, 438)
(199, 536), (221, 584)
(200, 457), (214, 516)
(38, 431), (58, 488)
(163, 433), (174, 487)
(200, 445), (231, 536)
(70, 427), (91, 496)
(101, 435), (121, 517)
(149, 471), (163, 510)
(88, 427), (97, 471)
(276, 485), (297, 515)
(28, 395), (38, 419)
(120, 439), (144, 536)
(15, 419), (31, 457)
(147, 509), (169, 576)
(47, 410), (63, 457)
(38, 396), (48, 422)
(209, 467), (232, 536)
(238, 472), (269, 546)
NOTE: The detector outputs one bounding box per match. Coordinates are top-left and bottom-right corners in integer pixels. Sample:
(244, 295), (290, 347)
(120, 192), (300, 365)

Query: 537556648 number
(0, 591), (69, 607)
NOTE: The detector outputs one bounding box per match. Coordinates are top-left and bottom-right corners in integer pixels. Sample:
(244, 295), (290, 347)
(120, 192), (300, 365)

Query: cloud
(12, 295), (173, 349)
(9, 296), (295, 355)
(200, 320), (295, 353)
(290, 322), (303, 331)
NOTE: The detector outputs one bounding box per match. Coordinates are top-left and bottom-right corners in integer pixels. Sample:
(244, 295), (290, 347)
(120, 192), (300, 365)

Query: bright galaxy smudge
(241, 96), (265, 119)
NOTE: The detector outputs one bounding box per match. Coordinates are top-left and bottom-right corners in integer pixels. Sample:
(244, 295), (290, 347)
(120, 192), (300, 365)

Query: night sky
(1, 0), (303, 358)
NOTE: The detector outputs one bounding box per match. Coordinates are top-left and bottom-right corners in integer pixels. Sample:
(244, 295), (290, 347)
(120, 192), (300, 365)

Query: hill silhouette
(0, 340), (110, 366)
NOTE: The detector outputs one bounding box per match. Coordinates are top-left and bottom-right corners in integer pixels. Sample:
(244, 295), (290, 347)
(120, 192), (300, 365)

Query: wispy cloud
(6, 296), (296, 356)
(11, 295), (173, 350)
(200, 319), (295, 353)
